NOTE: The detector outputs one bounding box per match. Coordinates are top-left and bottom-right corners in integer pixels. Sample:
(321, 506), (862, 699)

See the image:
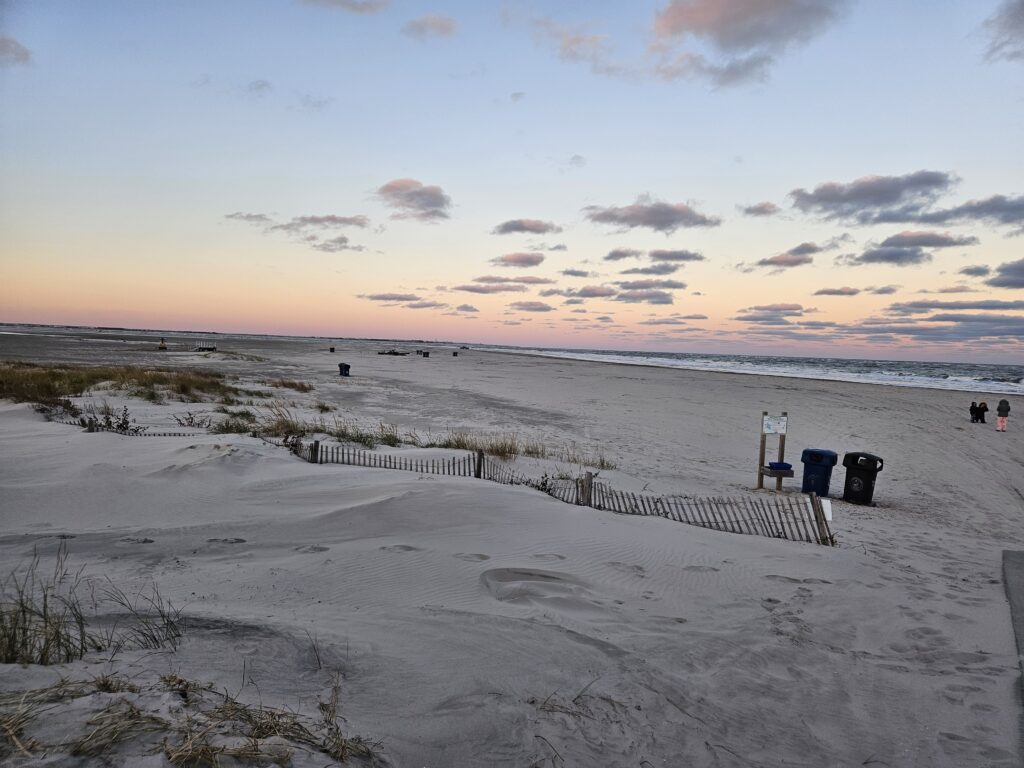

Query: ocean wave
(479, 346), (1024, 396)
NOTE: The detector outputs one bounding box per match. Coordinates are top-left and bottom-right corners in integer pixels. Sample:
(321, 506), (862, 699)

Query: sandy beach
(1, 328), (1022, 766)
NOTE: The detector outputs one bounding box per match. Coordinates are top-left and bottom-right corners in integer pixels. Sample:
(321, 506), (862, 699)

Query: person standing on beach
(996, 399), (1010, 432)
(978, 402), (989, 423)
(970, 402), (979, 422)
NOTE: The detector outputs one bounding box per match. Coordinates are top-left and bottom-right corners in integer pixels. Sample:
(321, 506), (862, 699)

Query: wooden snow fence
(291, 439), (835, 547)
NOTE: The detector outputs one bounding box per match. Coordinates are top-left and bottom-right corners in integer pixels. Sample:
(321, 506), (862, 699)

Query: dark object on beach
(338, 363), (350, 377)
(416, 350), (423, 355)
(453, 351), (458, 357)
(996, 399), (1010, 433)
(768, 461), (791, 471)
(801, 449), (838, 497)
(377, 349), (408, 356)
(330, 346), (335, 353)
(970, 402), (979, 422)
(157, 337), (167, 351)
(977, 402), (989, 423)
(460, 345), (469, 349)
(842, 452), (883, 505)
(422, 351), (430, 358)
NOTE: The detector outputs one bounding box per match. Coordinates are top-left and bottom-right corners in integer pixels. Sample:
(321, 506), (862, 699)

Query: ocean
(476, 345), (1024, 396)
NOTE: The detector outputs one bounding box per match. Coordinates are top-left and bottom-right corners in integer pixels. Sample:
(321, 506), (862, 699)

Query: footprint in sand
(681, 565), (719, 573)
(379, 544), (422, 553)
(294, 545), (329, 553)
(207, 537), (246, 544)
(119, 537), (154, 544)
(530, 554), (566, 562)
(764, 575), (832, 584)
(453, 553), (490, 562)
(606, 561), (646, 578)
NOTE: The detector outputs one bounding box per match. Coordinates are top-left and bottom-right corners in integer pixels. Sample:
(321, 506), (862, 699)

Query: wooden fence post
(310, 440), (320, 464)
(581, 472), (594, 507)
(87, 418), (96, 433)
(474, 450), (484, 478)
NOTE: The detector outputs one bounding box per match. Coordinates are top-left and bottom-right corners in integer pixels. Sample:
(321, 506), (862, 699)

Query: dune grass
(0, 544), (183, 666)
(267, 378), (314, 393)
(1, 672), (378, 764)
(0, 361), (242, 413)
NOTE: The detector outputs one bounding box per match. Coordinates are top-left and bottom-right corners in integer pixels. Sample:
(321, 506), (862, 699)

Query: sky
(1, 0), (1023, 362)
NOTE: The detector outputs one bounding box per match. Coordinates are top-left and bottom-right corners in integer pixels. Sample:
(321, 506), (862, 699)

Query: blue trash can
(800, 448), (838, 497)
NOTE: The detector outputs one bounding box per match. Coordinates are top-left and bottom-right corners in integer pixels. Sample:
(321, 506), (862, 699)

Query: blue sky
(1, 1), (1023, 361)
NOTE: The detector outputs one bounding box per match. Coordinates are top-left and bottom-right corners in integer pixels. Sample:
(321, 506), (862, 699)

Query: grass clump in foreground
(0, 361), (242, 414)
(0, 543), (182, 666)
(1, 672), (379, 764)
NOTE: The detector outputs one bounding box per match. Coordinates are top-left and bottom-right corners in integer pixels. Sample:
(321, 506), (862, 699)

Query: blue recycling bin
(800, 448), (838, 497)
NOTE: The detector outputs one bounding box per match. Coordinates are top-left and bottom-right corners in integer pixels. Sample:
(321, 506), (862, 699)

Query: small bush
(173, 412), (213, 429)
(315, 401), (334, 413)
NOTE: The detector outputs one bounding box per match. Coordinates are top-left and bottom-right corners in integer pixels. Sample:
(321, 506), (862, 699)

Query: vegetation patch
(0, 361), (242, 413)
(0, 544), (182, 666)
(268, 379), (314, 393)
(0, 672), (378, 765)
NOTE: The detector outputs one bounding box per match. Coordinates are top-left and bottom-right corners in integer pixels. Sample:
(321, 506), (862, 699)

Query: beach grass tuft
(268, 378), (314, 393)
(0, 544), (183, 665)
(0, 544), (100, 665)
(69, 700), (167, 757)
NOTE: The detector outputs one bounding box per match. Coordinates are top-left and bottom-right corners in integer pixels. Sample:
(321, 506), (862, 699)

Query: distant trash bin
(800, 448), (838, 497)
(329, 346), (335, 353)
(338, 363), (351, 377)
(453, 351), (458, 357)
(842, 452), (883, 505)
(422, 351), (430, 358)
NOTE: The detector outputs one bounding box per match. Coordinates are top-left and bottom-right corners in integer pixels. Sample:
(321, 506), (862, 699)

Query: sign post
(757, 411), (792, 491)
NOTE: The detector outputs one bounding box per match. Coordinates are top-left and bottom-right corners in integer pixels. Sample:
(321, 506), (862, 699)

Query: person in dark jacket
(977, 402), (989, 423)
(996, 399), (1011, 433)
(970, 402), (979, 422)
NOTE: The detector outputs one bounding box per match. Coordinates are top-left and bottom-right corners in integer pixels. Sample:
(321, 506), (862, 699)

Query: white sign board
(762, 415), (788, 435)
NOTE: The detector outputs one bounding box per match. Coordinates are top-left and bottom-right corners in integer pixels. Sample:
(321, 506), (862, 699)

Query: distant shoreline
(2, 322), (1022, 397)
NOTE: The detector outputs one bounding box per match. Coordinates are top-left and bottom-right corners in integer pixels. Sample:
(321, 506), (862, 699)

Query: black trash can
(842, 452), (883, 505)
(800, 448), (838, 497)
(329, 346), (335, 353)
(453, 351), (458, 357)
(338, 363), (351, 377)
(422, 351), (430, 358)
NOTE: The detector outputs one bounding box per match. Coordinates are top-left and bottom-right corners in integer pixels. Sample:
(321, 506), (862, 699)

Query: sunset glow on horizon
(2, 1), (1023, 363)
